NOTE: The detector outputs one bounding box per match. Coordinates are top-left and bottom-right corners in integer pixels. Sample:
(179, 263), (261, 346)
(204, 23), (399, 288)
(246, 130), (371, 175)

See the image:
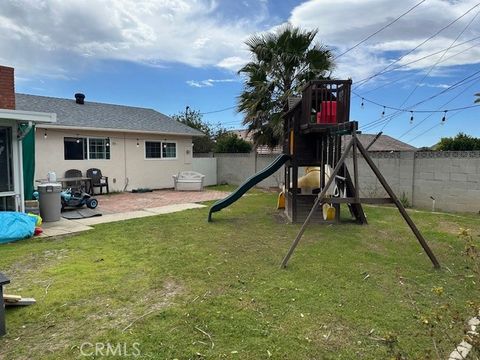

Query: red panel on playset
(316, 101), (337, 124)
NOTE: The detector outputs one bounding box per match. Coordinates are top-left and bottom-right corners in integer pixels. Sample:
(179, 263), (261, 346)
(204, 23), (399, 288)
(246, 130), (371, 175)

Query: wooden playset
(279, 79), (440, 268)
(208, 78), (439, 269)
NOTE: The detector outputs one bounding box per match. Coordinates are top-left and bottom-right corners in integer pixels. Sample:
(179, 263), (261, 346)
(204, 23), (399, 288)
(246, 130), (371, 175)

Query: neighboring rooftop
(15, 93), (204, 136)
(231, 129), (417, 153)
(343, 133), (417, 151)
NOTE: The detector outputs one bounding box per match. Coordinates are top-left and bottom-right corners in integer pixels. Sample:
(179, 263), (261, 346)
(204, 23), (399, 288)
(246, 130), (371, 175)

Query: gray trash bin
(37, 183), (62, 222)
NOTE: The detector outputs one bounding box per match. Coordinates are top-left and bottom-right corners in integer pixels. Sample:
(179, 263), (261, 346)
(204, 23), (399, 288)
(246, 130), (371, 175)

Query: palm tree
(238, 24), (334, 148)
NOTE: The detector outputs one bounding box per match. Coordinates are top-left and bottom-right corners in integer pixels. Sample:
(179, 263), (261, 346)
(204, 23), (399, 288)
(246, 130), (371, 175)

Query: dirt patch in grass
(307, 321), (357, 353)
(0, 279), (183, 359)
(436, 220), (463, 235)
(88, 279), (183, 331)
(272, 211), (289, 224)
(4, 248), (70, 286)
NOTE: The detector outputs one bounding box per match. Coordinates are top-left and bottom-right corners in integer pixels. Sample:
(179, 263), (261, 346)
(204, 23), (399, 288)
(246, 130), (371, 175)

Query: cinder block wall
(413, 152), (480, 212)
(211, 151), (480, 213)
(215, 153), (284, 189)
(345, 152), (414, 204)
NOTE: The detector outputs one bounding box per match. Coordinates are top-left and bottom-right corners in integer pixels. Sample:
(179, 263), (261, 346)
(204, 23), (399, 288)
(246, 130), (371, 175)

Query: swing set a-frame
(279, 79), (440, 269)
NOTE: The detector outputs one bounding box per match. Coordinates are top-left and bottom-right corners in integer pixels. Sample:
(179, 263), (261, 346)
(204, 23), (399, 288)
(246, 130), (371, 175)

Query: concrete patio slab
(146, 203), (205, 214)
(97, 189), (227, 214)
(40, 218), (93, 238)
(36, 189), (224, 238)
(70, 203), (206, 226)
(74, 210), (157, 226)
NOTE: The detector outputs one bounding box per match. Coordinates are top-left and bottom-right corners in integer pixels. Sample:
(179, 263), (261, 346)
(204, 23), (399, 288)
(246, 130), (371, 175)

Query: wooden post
(366, 131), (383, 150)
(355, 139), (440, 269)
(352, 132), (359, 203)
(0, 273), (10, 336)
(0, 287), (5, 336)
(280, 137), (355, 268)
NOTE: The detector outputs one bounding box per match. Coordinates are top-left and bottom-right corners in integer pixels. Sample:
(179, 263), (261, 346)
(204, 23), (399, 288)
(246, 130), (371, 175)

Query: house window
(145, 141), (177, 159)
(0, 127), (13, 193)
(64, 137), (110, 160)
(145, 141), (162, 159)
(64, 137), (87, 160)
(89, 138), (110, 159)
(162, 142), (176, 158)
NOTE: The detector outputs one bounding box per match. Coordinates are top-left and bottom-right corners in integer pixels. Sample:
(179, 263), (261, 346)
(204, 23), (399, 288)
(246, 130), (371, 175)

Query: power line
(405, 109), (464, 143)
(358, 68), (480, 131)
(353, 1), (480, 89)
(378, 9), (479, 132)
(199, 105), (236, 115)
(375, 35), (480, 77)
(391, 8), (480, 114)
(334, 0), (427, 59)
(407, 122), (442, 143)
(398, 76), (480, 139)
(359, 68), (480, 131)
(357, 37), (480, 96)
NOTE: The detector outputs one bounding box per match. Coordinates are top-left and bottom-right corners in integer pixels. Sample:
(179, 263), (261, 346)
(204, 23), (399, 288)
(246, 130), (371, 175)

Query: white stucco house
(14, 92), (204, 192)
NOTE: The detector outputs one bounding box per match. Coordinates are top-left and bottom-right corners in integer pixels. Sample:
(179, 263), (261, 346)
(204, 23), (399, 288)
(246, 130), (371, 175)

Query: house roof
(15, 93), (204, 136)
(342, 134), (417, 151)
(231, 129), (416, 153)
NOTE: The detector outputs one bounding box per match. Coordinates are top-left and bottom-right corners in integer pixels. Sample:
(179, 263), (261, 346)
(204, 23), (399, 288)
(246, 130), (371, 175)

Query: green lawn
(0, 189), (479, 359)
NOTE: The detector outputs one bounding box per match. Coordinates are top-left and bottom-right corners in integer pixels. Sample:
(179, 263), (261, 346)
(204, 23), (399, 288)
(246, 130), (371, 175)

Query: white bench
(172, 171), (205, 191)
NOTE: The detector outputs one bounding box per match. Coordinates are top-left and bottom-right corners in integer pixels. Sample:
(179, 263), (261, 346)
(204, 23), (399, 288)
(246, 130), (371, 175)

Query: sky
(1, 0), (480, 147)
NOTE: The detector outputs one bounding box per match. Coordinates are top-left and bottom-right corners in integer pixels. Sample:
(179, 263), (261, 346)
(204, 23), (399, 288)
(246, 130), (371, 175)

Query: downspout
(123, 133), (128, 192)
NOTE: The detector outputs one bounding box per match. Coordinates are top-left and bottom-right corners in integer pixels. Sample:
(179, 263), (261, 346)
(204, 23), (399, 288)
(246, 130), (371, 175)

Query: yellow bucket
(277, 192), (285, 209)
(322, 203), (336, 221)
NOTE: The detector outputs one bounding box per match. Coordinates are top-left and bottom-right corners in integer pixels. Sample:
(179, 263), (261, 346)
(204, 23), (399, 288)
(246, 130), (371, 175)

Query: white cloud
(289, 0), (480, 82)
(2, 0), (480, 84)
(0, 0), (267, 78)
(217, 55), (251, 71)
(186, 78), (238, 88)
(417, 82), (450, 89)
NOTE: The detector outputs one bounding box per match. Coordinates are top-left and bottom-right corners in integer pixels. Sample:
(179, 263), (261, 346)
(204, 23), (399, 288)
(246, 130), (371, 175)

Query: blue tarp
(0, 212), (36, 244)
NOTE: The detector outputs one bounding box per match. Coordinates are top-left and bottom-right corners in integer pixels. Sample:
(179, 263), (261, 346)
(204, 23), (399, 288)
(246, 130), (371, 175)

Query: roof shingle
(15, 93), (204, 136)
(342, 134), (417, 151)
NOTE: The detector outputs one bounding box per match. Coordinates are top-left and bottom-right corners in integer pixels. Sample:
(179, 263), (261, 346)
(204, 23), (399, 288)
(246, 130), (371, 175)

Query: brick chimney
(0, 66), (15, 110)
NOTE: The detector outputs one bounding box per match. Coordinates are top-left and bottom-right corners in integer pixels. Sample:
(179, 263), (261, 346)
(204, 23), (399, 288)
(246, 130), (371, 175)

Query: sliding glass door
(0, 126), (15, 211)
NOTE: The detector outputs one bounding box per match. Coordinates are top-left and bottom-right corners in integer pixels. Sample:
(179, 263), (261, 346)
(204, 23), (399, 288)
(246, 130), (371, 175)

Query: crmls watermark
(79, 342), (141, 357)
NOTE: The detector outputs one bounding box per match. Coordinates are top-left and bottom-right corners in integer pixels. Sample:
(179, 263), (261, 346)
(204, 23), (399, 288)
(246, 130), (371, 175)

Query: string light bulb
(361, 98), (364, 109)
(136, 139), (140, 147)
(381, 106), (385, 117)
(441, 110), (447, 125)
(44, 131), (47, 139)
(410, 111), (414, 124)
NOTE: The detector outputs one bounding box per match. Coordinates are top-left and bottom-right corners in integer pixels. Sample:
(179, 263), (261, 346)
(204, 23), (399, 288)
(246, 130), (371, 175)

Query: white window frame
(0, 121), (20, 211)
(87, 137), (110, 160)
(144, 140), (178, 160)
(64, 136), (110, 160)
